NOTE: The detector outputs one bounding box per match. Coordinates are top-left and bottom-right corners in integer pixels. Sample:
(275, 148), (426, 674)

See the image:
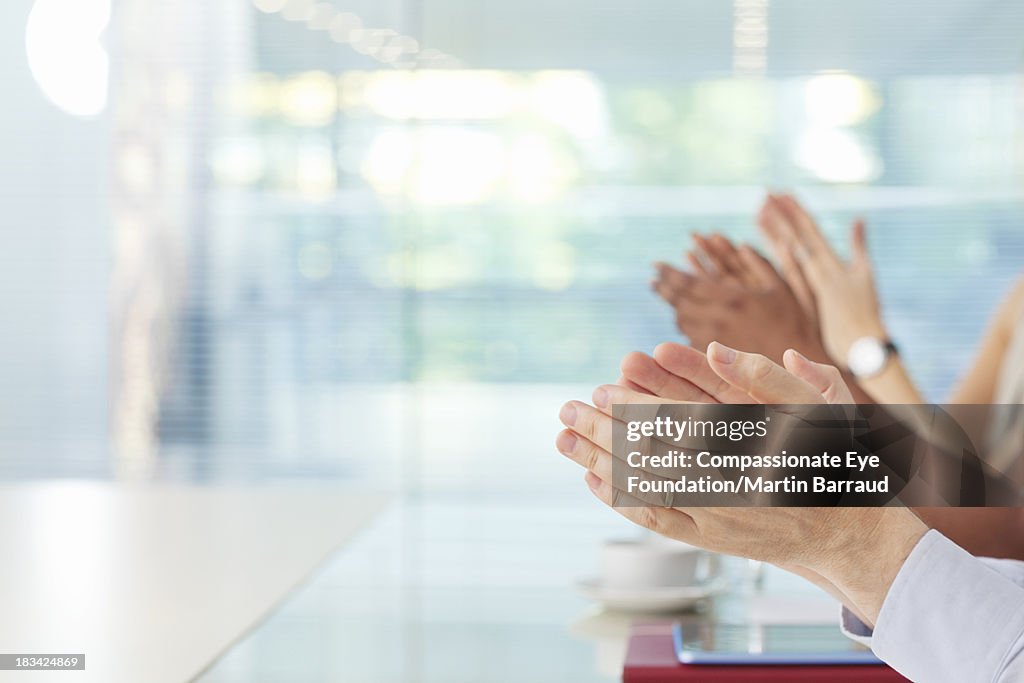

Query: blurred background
(5, 0), (1024, 483)
(4, 0), (1024, 680)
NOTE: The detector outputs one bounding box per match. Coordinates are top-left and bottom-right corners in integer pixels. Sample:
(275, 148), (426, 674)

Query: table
(0, 482), (841, 682)
(0, 482), (386, 683)
(197, 495), (840, 683)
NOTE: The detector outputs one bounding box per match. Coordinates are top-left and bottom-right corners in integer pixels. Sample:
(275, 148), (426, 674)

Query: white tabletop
(0, 481), (387, 683)
(196, 496), (840, 683)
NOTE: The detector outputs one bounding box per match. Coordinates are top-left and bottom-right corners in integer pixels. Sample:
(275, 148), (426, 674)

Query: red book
(622, 622), (909, 682)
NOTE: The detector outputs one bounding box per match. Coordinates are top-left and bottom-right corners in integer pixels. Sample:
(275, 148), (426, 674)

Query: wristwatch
(846, 336), (899, 379)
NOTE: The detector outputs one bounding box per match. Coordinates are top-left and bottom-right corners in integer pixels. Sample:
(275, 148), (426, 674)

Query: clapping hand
(557, 342), (925, 626)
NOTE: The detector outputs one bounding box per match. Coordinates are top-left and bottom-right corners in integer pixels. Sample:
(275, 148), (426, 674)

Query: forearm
(946, 282), (1020, 404)
(856, 356), (926, 404)
(819, 301), (926, 403)
(779, 561), (871, 625)
(813, 508), (928, 627)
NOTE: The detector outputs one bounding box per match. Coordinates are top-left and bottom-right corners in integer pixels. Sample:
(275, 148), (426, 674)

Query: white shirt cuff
(848, 529), (1024, 682)
(839, 603), (873, 647)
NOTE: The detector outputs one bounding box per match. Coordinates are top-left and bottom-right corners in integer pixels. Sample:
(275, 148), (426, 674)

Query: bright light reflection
(349, 70), (604, 131)
(25, 0), (110, 117)
(363, 127), (505, 205)
(529, 71), (606, 138)
(279, 71), (337, 126)
(804, 73), (879, 126)
(210, 138), (265, 185)
(359, 70), (520, 120)
(506, 134), (576, 203)
(795, 128), (881, 183)
(295, 140), (336, 199)
(406, 128), (504, 205)
(226, 73), (281, 117)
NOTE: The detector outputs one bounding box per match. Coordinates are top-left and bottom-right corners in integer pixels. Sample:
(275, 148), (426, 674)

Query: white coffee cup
(600, 536), (719, 589)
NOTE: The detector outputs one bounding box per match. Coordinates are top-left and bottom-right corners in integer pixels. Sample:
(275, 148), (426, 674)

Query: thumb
(782, 349), (854, 404)
(706, 342), (826, 404)
(850, 219), (869, 267)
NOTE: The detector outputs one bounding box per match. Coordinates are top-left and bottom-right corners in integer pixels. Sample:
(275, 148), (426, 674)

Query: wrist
(858, 357), (925, 404)
(844, 332), (897, 381)
(837, 320), (888, 360)
(815, 509), (927, 626)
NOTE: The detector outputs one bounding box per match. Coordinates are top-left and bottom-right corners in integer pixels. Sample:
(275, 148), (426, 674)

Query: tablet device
(673, 622), (883, 665)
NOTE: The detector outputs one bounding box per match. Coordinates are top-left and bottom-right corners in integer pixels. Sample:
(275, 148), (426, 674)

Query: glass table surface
(197, 495), (837, 683)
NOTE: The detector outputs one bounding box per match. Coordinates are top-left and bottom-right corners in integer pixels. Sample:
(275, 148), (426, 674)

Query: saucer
(576, 577), (728, 613)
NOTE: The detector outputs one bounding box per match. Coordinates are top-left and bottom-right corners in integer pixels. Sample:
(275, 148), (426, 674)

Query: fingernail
(585, 471), (601, 491)
(556, 430), (577, 454)
(593, 387), (609, 409)
(788, 348), (808, 363)
(559, 402), (578, 426)
(708, 341), (737, 364)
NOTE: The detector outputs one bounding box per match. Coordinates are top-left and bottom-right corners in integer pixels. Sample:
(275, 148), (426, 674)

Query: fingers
(591, 383), (746, 453)
(782, 349), (855, 404)
(560, 425), (681, 496)
(651, 262), (689, 306)
(758, 192), (841, 297)
(559, 400), (613, 453)
(757, 193), (798, 250)
(706, 341), (827, 404)
(616, 374), (654, 395)
(691, 233), (728, 277)
(557, 430), (678, 507)
(590, 382), (689, 415)
(712, 235), (759, 288)
(652, 342), (755, 404)
(776, 244), (817, 317)
(773, 194), (835, 262)
(692, 233), (751, 287)
(686, 250), (711, 277)
(562, 395), (685, 462)
(620, 351), (717, 403)
(850, 218), (870, 268)
(652, 263), (732, 305)
(556, 428), (610, 480)
(556, 415), (685, 507)
(756, 193), (779, 240)
(737, 244), (781, 289)
(677, 322), (716, 355)
(648, 269), (724, 346)
(758, 196), (814, 293)
(584, 471), (701, 540)
(588, 384), (725, 455)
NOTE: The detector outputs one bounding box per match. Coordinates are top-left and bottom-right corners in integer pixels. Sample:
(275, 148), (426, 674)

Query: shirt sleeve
(840, 529), (1024, 683)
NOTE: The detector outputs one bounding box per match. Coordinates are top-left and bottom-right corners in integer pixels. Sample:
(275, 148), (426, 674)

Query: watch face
(848, 337), (887, 378)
